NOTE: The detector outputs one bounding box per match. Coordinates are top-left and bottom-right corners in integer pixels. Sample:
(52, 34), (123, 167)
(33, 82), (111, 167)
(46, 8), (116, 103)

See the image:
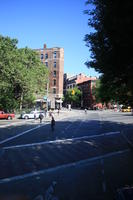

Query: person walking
(39, 113), (44, 123)
(51, 116), (55, 131)
(84, 108), (87, 114)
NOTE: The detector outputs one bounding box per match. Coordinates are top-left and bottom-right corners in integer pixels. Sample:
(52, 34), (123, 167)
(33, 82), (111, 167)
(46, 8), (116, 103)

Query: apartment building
(35, 44), (64, 109)
(64, 73), (97, 108)
(77, 79), (97, 109)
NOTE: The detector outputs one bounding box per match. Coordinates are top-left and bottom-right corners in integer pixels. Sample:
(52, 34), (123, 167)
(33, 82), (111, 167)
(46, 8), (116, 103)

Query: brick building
(35, 44), (64, 109)
(77, 79), (97, 109)
(64, 73), (97, 108)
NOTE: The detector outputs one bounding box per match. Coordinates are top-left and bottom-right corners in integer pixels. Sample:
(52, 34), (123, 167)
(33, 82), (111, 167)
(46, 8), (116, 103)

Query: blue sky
(0, 0), (99, 77)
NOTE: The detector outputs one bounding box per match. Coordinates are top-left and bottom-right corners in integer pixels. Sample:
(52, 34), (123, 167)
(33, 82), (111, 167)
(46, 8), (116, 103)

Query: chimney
(44, 44), (47, 49)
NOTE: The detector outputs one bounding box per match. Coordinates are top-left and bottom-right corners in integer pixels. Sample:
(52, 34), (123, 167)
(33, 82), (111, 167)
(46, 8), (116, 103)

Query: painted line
(121, 131), (133, 148)
(3, 131), (120, 150)
(0, 149), (129, 184)
(0, 114), (68, 128)
(0, 118), (80, 146)
(0, 119), (35, 128)
(0, 123), (48, 145)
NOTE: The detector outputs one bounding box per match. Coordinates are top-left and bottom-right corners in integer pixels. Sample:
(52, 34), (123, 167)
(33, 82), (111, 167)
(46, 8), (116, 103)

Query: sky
(0, 0), (99, 77)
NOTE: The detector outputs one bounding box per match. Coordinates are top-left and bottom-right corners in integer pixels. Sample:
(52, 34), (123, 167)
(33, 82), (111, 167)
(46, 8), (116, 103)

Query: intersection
(0, 110), (133, 200)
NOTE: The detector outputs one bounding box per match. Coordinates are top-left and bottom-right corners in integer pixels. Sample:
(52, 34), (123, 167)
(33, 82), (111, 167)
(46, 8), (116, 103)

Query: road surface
(0, 109), (133, 200)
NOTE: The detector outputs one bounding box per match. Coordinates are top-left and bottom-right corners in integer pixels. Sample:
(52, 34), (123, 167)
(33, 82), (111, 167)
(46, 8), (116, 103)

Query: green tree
(64, 87), (82, 107)
(15, 47), (49, 110)
(0, 35), (48, 111)
(92, 79), (101, 103)
(84, 0), (133, 105)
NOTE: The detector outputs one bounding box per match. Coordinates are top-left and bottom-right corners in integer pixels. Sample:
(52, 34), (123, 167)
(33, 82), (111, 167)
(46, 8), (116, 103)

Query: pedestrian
(49, 109), (52, 117)
(34, 113), (37, 120)
(84, 108), (87, 114)
(39, 113), (44, 123)
(51, 116), (55, 131)
(44, 108), (47, 117)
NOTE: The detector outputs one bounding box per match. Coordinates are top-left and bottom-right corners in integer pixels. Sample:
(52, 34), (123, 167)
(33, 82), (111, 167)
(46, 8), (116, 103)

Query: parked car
(121, 106), (131, 112)
(21, 111), (45, 119)
(0, 111), (15, 120)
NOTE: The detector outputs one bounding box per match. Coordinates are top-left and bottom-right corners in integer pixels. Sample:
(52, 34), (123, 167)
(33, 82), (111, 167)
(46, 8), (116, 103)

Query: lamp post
(46, 82), (49, 111)
(43, 82), (49, 112)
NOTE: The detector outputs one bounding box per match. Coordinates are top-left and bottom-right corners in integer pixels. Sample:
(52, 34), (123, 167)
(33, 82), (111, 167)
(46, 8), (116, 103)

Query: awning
(35, 98), (51, 102)
(56, 100), (63, 103)
(35, 99), (46, 102)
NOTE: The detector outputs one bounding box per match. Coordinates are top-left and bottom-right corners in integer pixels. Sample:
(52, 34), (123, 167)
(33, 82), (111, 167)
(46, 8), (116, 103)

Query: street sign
(43, 96), (47, 100)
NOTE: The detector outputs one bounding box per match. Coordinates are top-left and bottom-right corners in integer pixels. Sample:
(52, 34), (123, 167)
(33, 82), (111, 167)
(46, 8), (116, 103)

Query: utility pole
(46, 82), (49, 111)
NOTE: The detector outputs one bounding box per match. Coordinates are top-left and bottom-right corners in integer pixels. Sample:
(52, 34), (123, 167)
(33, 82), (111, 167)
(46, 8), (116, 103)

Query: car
(121, 106), (131, 112)
(0, 111), (15, 120)
(21, 110), (45, 119)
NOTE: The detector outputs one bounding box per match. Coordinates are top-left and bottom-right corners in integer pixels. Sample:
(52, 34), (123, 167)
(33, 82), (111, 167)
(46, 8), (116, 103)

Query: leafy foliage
(84, 0), (133, 105)
(64, 87), (82, 107)
(0, 35), (48, 111)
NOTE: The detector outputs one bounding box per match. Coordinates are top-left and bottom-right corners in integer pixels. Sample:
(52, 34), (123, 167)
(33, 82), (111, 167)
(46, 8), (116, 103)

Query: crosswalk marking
(0, 149), (129, 184)
(3, 131), (120, 150)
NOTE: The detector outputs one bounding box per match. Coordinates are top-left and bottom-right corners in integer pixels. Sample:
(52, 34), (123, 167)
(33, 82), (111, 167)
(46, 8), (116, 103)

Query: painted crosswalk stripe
(0, 149), (129, 184)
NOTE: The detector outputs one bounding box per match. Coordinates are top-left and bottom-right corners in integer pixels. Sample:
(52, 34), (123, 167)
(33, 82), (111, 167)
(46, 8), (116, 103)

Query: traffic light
(71, 89), (75, 95)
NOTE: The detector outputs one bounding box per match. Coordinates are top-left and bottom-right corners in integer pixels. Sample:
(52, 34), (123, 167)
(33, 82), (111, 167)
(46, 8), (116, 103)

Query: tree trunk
(20, 92), (23, 111)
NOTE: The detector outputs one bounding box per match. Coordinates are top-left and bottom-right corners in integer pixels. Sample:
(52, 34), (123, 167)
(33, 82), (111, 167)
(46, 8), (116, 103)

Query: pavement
(0, 109), (133, 199)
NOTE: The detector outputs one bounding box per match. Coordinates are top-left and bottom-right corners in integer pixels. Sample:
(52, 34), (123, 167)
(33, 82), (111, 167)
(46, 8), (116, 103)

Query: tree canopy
(84, 0), (133, 105)
(64, 87), (82, 107)
(0, 35), (49, 111)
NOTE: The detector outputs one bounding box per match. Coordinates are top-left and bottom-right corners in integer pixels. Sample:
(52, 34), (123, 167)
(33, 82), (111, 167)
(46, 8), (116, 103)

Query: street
(0, 110), (133, 200)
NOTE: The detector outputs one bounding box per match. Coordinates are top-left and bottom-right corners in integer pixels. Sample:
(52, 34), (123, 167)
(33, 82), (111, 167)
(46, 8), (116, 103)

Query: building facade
(77, 79), (96, 109)
(64, 73), (97, 108)
(35, 44), (64, 109)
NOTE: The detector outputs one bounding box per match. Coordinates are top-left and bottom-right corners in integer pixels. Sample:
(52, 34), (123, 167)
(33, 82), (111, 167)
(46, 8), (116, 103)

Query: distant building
(64, 73), (97, 108)
(35, 44), (64, 109)
(63, 73), (75, 95)
(77, 79), (97, 109)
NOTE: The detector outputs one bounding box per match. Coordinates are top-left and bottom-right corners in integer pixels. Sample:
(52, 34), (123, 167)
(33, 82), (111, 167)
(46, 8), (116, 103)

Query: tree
(14, 47), (49, 110)
(64, 87), (82, 107)
(0, 35), (48, 111)
(92, 79), (101, 103)
(84, 0), (133, 105)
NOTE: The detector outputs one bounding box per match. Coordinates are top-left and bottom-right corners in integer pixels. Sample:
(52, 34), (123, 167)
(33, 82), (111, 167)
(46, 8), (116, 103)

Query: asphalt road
(0, 110), (133, 200)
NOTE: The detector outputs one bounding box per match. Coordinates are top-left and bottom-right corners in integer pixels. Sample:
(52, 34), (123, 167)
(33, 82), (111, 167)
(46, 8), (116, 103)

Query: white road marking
(0, 119), (35, 128)
(0, 149), (129, 184)
(3, 131), (120, 150)
(0, 123), (48, 145)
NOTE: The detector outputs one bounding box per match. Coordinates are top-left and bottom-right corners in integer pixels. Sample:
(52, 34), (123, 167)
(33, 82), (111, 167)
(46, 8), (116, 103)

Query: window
(45, 53), (48, 59)
(53, 70), (56, 77)
(41, 54), (44, 60)
(45, 62), (48, 67)
(53, 88), (56, 94)
(53, 79), (56, 86)
(53, 51), (57, 58)
(54, 62), (56, 68)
